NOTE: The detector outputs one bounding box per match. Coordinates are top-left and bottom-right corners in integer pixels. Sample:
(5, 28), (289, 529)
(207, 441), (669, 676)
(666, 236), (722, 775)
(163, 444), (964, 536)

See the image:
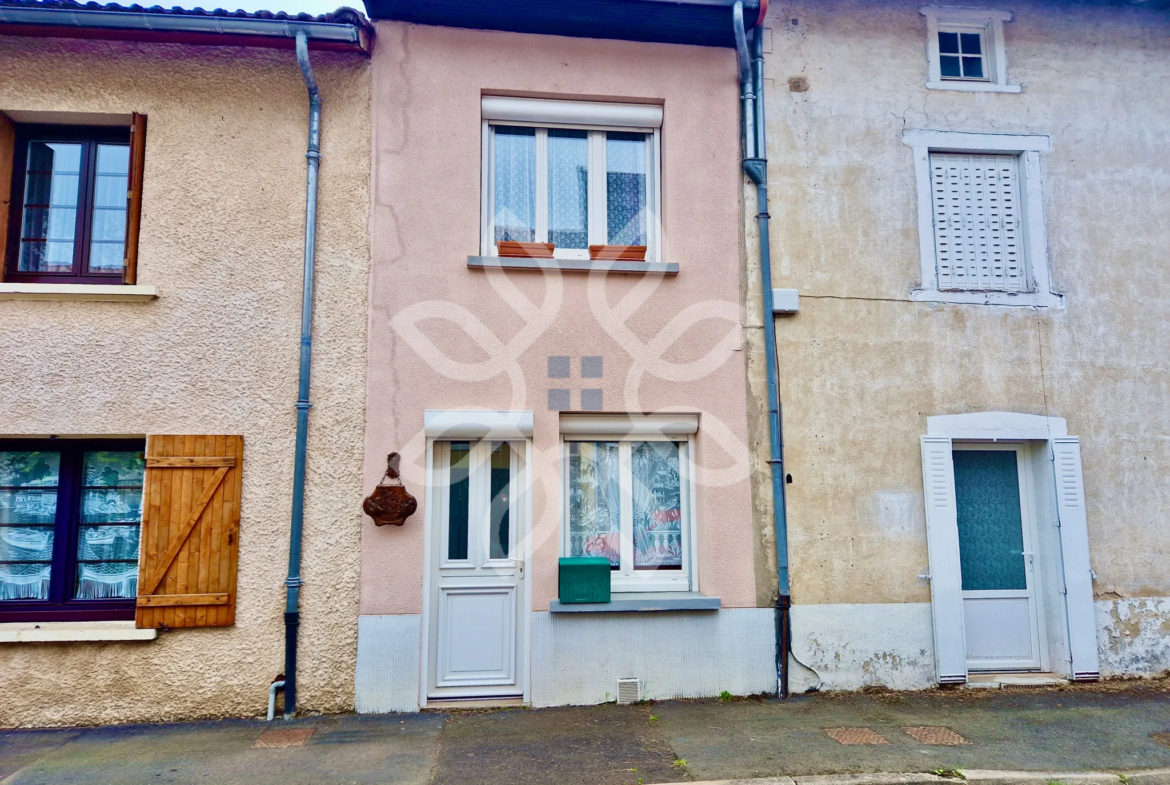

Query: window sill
(0, 283), (159, 302)
(0, 621), (157, 643)
(926, 80), (1022, 94)
(468, 256), (678, 276)
(549, 592), (720, 614)
(911, 289), (1064, 308)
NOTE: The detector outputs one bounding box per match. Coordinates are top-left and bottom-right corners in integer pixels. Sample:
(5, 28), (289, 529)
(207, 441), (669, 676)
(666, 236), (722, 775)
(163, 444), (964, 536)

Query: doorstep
(965, 671), (1070, 689)
(422, 697), (529, 711)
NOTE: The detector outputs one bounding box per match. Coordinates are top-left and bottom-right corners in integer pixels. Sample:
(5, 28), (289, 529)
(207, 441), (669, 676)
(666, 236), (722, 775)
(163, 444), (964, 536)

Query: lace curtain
(568, 442), (621, 565)
(0, 451), (60, 600)
(631, 442), (682, 570)
(606, 132), (648, 247)
(548, 129), (588, 249)
(493, 127), (536, 243)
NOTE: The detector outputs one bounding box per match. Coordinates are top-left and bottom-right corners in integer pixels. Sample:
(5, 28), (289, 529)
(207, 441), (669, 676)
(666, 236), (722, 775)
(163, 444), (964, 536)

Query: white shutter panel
(930, 153), (1024, 292)
(1052, 437), (1100, 681)
(920, 436), (967, 684)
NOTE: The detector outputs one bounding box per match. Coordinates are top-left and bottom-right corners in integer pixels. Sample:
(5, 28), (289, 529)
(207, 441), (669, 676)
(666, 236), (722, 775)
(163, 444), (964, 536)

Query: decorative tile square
(548, 356), (571, 379)
(823, 727), (889, 745)
(581, 389), (603, 411)
(548, 388), (571, 411)
(252, 727), (316, 748)
(904, 726), (969, 745)
(581, 356), (603, 378)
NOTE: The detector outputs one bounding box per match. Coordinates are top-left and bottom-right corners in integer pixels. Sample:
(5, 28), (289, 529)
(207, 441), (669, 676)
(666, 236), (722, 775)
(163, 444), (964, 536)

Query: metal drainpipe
(283, 29), (321, 720)
(734, 4), (792, 699)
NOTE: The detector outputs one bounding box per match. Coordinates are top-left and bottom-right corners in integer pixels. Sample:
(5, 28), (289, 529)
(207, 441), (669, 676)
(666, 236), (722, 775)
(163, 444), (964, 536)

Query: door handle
(517, 559), (525, 579)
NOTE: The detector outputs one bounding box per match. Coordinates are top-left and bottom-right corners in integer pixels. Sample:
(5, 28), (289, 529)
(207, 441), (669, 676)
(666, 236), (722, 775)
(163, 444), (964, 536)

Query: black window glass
(938, 31), (960, 54)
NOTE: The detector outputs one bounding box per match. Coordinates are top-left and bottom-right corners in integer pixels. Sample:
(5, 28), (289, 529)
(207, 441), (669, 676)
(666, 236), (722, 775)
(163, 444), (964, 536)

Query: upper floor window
(920, 6), (1020, 94)
(903, 130), (1061, 307)
(2, 115), (146, 285)
(480, 97), (663, 263)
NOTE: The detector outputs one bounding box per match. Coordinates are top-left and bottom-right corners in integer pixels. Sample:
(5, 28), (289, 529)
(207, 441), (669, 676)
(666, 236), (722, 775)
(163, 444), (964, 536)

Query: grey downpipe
(734, 5), (792, 698)
(284, 29), (321, 720)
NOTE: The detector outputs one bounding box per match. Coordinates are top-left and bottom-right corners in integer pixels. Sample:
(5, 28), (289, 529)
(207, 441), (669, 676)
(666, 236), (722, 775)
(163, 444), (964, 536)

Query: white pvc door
(953, 444), (1043, 670)
(427, 440), (526, 700)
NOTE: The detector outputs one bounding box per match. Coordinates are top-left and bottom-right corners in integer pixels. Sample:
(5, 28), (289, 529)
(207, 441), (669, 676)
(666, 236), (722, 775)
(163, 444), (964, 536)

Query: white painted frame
(920, 6), (1020, 93)
(921, 412), (1100, 683)
(480, 99), (663, 264)
(952, 441), (1048, 672)
(419, 431), (534, 707)
(903, 130), (1062, 307)
(559, 432), (698, 593)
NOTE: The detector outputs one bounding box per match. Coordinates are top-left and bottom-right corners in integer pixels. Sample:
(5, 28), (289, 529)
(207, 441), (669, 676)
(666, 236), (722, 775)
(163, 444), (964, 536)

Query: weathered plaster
(747, 0), (1170, 682)
(1097, 598), (1170, 678)
(0, 38), (370, 727)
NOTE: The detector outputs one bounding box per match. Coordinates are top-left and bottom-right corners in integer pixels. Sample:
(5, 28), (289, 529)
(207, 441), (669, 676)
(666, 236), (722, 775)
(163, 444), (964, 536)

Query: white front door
(953, 444), (1044, 671)
(426, 440), (526, 701)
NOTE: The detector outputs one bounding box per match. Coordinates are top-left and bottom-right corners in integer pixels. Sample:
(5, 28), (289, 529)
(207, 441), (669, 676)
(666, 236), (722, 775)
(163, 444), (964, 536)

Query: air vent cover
(616, 677), (641, 705)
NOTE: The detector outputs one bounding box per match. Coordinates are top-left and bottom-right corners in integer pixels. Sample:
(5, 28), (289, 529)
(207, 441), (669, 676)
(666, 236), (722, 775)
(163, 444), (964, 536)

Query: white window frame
(903, 130), (1062, 307)
(559, 414), (699, 594)
(920, 6), (1020, 93)
(480, 97), (664, 263)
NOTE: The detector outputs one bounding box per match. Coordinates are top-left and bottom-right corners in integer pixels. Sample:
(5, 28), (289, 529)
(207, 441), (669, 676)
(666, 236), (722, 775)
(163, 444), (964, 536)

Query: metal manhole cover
(1152, 732), (1170, 749)
(823, 727), (889, 745)
(904, 726), (969, 745)
(253, 727), (316, 748)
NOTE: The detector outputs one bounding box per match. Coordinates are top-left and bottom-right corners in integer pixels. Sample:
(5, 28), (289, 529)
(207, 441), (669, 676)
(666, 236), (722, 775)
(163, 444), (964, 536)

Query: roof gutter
(0, 6), (371, 52)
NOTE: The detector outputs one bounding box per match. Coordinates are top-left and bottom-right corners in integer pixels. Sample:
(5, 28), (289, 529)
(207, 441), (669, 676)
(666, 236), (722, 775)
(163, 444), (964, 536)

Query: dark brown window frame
(0, 438), (145, 623)
(4, 124), (132, 285)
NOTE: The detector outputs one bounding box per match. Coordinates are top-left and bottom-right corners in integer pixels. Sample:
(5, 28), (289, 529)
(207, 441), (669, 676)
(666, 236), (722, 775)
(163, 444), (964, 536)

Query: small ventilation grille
(616, 677), (641, 705)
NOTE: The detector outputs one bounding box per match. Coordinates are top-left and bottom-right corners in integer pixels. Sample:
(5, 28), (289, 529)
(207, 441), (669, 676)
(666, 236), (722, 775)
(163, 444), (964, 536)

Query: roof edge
(0, 3), (373, 53)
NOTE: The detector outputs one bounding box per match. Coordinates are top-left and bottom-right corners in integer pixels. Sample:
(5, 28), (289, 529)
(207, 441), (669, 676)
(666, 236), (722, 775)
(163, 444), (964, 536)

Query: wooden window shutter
(0, 112), (15, 283)
(930, 152), (1023, 293)
(1051, 437), (1100, 681)
(122, 112), (147, 285)
(136, 435), (243, 629)
(920, 435), (968, 685)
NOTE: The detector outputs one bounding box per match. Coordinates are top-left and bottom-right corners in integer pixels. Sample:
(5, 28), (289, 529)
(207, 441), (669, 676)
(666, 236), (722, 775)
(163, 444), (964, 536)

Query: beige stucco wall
(362, 22), (761, 615)
(0, 37), (371, 727)
(750, 0), (1169, 676)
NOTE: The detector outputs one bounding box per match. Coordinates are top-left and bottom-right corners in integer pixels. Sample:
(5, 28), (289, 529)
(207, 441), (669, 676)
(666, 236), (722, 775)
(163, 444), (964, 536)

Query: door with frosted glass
(954, 445), (1044, 670)
(427, 440), (526, 700)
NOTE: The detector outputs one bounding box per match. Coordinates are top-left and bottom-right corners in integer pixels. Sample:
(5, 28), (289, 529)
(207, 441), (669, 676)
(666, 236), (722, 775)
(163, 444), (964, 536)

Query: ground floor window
(0, 439), (145, 621)
(563, 434), (693, 593)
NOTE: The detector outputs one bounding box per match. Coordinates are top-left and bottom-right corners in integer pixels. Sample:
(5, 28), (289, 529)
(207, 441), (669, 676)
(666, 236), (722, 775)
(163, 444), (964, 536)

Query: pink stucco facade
(356, 25), (772, 711)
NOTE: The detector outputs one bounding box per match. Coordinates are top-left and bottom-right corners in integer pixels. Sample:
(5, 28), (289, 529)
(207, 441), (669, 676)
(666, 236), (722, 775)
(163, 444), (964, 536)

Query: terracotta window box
(497, 241), (555, 259)
(589, 245), (646, 261)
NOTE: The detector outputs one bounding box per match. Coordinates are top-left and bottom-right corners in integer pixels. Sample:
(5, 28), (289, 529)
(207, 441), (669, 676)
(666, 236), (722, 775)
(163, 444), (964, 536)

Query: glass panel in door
(953, 450), (1026, 591)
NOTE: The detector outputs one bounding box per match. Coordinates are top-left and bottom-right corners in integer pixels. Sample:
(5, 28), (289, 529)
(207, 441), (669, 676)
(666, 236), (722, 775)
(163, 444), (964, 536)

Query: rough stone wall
(0, 38), (370, 726)
(746, 0), (1169, 679)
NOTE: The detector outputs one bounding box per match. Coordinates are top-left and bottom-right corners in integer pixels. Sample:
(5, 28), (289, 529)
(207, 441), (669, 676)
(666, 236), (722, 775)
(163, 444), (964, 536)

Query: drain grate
(1152, 732), (1170, 749)
(253, 727), (316, 748)
(823, 727), (889, 745)
(904, 726), (969, 746)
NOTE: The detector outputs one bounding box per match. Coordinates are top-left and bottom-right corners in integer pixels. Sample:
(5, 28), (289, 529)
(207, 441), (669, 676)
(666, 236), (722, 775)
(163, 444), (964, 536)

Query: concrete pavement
(0, 680), (1167, 784)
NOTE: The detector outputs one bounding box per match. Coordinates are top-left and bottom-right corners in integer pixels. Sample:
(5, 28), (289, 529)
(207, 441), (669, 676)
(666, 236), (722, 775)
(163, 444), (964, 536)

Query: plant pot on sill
(497, 241), (555, 259)
(589, 244), (647, 261)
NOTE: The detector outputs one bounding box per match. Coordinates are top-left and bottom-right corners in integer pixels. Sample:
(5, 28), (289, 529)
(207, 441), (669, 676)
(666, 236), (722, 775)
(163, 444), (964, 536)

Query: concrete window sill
(926, 81), (1022, 94)
(911, 289), (1064, 308)
(468, 256), (678, 276)
(0, 621), (158, 643)
(0, 283), (159, 302)
(549, 592), (720, 614)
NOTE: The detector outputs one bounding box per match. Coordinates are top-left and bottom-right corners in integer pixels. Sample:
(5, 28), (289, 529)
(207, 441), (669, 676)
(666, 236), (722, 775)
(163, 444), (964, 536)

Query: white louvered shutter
(1051, 437), (1100, 681)
(930, 153), (1025, 292)
(920, 436), (967, 684)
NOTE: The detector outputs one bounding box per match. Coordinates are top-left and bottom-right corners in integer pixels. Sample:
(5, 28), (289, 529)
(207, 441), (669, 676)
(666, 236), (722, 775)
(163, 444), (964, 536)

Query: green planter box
(558, 557), (612, 604)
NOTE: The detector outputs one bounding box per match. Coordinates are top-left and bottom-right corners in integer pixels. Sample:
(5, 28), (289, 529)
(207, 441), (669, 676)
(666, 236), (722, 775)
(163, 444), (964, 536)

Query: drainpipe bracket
(742, 157), (768, 186)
